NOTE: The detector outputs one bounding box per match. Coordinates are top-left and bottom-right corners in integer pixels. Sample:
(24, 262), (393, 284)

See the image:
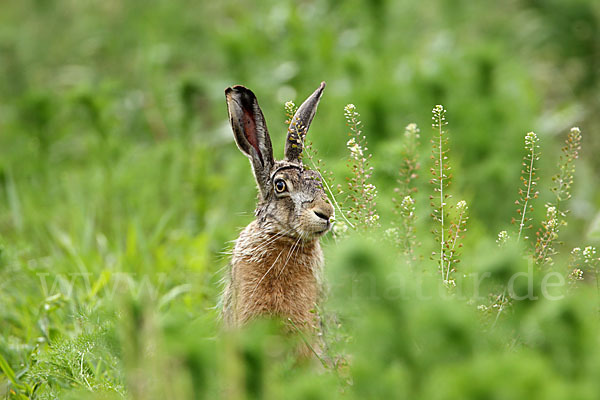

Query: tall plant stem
(438, 120), (445, 280)
(517, 144), (536, 242)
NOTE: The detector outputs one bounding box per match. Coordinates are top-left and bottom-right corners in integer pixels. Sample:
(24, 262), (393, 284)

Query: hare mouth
(311, 225), (331, 237)
(314, 229), (329, 237)
(291, 225), (330, 240)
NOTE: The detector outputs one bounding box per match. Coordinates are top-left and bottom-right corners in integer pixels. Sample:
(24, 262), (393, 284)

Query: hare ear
(226, 85), (274, 196)
(284, 82), (326, 164)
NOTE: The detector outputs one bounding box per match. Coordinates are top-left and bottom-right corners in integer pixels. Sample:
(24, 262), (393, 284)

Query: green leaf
(0, 352), (26, 393)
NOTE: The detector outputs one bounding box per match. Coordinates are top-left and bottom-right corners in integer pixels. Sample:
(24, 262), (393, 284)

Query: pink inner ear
(242, 109), (264, 165)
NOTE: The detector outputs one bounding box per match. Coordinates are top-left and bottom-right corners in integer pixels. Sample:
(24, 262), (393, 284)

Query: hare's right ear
(225, 85), (274, 197)
(284, 82), (325, 164)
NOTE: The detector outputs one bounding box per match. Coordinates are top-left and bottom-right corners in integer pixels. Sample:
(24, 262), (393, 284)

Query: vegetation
(1, 0), (600, 399)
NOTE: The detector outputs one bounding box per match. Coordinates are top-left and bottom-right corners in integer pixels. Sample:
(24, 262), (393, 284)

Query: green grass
(1, 0), (600, 398)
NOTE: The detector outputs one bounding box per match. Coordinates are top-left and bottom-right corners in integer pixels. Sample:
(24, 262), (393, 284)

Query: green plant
(513, 131), (540, 243)
(568, 246), (600, 287)
(535, 127), (582, 266)
(393, 123), (421, 200)
(342, 104), (379, 229)
(429, 105), (468, 287)
(388, 123), (421, 261)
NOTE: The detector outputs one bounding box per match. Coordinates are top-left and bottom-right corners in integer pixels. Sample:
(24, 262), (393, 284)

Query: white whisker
(277, 235), (302, 279)
(250, 228), (294, 258)
(249, 248), (285, 299)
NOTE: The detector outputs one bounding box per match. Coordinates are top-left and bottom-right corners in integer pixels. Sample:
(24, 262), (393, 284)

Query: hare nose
(314, 210), (331, 221)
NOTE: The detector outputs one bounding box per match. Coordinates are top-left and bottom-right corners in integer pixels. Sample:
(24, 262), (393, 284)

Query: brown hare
(221, 82), (333, 340)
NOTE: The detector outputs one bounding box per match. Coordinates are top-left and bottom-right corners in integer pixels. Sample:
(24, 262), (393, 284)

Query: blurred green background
(1, 0), (600, 399)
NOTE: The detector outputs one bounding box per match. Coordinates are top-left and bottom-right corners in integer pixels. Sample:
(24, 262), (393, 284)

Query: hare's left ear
(284, 82), (326, 164)
(226, 85), (274, 197)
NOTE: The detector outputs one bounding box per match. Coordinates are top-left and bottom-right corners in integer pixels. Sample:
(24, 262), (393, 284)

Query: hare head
(225, 82), (333, 241)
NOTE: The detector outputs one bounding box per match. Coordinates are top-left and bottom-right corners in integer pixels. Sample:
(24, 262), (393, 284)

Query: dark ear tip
(225, 85), (256, 99)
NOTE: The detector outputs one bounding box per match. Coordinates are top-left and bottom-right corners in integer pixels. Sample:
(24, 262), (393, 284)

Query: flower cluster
(394, 123), (420, 199)
(569, 268), (584, 283)
(552, 127), (581, 204)
(344, 103), (359, 122)
(400, 195), (416, 216)
(346, 137), (364, 160)
(534, 204), (559, 266)
(496, 230), (510, 247)
(343, 104), (379, 229)
(534, 127), (582, 266)
(568, 246), (599, 287)
(583, 246), (597, 264)
(432, 105), (447, 129)
(284, 101), (298, 125)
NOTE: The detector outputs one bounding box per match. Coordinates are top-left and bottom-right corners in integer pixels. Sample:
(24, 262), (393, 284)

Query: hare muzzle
(305, 200), (334, 236)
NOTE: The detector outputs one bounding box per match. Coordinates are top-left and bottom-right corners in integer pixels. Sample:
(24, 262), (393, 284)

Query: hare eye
(274, 179), (287, 193)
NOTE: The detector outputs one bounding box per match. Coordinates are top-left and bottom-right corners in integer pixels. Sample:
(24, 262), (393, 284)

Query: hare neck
(234, 222), (322, 277)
